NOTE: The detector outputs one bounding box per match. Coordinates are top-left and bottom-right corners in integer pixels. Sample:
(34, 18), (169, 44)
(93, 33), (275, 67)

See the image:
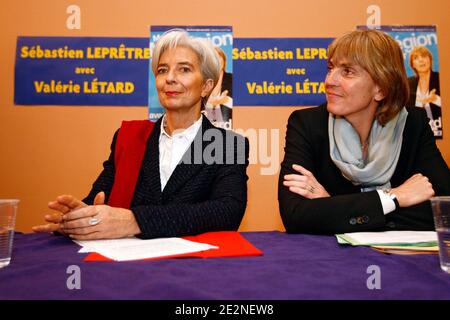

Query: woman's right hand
(208, 90), (231, 106)
(283, 164), (330, 199)
(391, 174), (435, 207)
(32, 192), (105, 234)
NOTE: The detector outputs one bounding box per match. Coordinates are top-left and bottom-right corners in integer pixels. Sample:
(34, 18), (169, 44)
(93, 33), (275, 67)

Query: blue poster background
(233, 38), (332, 106)
(15, 36), (333, 108)
(15, 37), (149, 106)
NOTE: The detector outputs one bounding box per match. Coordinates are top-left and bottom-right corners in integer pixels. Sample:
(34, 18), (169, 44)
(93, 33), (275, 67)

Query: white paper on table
(75, 237), (138, 253)
(74, 237), (218, 261)
(338, 231), (437, 246)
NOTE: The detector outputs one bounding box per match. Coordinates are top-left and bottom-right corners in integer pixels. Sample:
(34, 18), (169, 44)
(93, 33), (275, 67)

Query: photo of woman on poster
(406, 46), (442, 137)
(204, 46), (233, 129)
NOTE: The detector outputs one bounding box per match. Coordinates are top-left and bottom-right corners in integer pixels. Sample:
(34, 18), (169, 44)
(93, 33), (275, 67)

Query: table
(0, 231), (449, 300)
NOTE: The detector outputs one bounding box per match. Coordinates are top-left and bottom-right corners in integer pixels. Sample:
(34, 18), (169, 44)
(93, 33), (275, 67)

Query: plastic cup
(0, 199), (19, 268)
(431, 196), (450, 273)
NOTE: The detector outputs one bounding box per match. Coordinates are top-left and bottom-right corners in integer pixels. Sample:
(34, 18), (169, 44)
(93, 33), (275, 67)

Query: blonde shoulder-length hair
(328, 29), (409, 126)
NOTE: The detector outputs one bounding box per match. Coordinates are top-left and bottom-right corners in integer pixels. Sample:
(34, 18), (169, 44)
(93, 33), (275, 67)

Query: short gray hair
(151, 29), (221, 87)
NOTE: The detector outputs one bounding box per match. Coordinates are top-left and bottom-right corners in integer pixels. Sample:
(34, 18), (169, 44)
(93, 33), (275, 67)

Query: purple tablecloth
(0, 231), (449, 300)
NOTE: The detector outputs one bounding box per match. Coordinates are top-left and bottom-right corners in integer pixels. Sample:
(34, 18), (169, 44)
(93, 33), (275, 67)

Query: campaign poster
(233, 38), (332, 107)
(359, 25), (442, 138)
(15, 37), (149, 106)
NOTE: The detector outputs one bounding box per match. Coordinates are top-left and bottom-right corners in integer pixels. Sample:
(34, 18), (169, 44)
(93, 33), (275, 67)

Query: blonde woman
(279, 30), (450, 234)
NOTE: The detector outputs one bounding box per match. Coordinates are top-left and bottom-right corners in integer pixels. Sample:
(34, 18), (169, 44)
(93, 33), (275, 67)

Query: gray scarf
(328, 108), (408, 191)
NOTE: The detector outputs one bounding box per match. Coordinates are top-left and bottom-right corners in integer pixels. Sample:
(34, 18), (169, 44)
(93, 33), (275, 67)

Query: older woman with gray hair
(33, 29), (249, 239)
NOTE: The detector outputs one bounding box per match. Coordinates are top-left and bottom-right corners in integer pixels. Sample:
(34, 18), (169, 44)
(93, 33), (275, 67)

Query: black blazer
(222, 71), (232, 97)
(84, 116), (249, 239)
(278, 104), (450, 235)
(407, 71), (441, 120)
(220, 105), (232, 122)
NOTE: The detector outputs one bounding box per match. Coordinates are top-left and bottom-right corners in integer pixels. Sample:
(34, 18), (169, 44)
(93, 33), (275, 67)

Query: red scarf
(107, 120), (154, 209)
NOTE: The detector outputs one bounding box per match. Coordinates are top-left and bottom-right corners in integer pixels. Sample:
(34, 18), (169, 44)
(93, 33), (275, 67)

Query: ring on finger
(88, 216), (100, 226)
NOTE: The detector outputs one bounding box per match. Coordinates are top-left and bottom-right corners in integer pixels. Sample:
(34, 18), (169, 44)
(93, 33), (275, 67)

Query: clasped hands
(32, 192), (140, 240)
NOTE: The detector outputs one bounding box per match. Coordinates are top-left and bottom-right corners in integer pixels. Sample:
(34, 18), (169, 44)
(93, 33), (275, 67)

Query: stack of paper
(83, 231), (264, 262)
(336, 231), (439, 255)
(74, 237), (218, 261)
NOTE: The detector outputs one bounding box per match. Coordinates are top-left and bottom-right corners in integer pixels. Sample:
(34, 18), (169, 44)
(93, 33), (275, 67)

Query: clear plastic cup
(431, 196), (450, 273)
(0, 199), (19, 268)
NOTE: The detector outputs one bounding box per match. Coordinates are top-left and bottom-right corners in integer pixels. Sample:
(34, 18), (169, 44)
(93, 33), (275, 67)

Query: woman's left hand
(283, 164), (330, 199)
(60, 205), (141, 240)
(32, 192), (105, 234)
